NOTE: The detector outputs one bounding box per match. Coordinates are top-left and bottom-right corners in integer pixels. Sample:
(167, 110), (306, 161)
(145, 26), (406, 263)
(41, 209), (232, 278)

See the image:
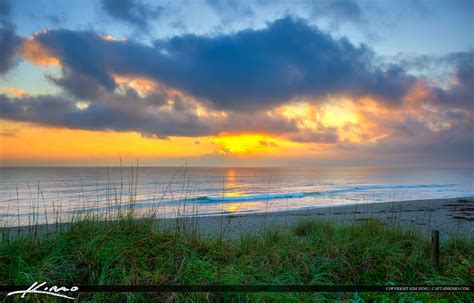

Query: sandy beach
(7, 197), (472, 240)
(154, 197), (474, 240)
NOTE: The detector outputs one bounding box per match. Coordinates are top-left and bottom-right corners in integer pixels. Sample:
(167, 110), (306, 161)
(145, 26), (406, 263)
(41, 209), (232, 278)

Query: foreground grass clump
(0, 218), (472, 302)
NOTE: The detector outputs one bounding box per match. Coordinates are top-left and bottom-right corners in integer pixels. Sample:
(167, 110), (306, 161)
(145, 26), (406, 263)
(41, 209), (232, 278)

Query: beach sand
(155, 197), (474, 240)
(5, 197), (473, 240)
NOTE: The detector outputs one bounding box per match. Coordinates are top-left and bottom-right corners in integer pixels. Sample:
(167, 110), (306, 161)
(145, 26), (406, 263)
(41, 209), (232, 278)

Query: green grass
(0, 217), (472, 302)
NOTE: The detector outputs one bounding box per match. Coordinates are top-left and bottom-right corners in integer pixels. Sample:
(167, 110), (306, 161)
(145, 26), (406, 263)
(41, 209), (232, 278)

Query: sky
(0, 0), (472, 167)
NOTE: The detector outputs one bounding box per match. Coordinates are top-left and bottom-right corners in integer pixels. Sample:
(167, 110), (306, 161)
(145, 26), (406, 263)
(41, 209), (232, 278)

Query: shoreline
(4, 197), (474, 240)
(156, 197), (474, 239)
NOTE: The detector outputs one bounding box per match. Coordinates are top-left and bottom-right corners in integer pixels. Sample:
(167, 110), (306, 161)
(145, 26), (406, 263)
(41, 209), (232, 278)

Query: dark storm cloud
(0, 0), (22, 74)
(101, 0), (163, 31)
(33, 17), (416, 111)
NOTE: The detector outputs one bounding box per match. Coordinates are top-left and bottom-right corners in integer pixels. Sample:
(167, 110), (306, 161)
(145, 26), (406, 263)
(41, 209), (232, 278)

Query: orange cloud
(2, 86), (28, 97)
(99, 34), (128, 42)
(273, 99), (366, 143)
(404, 81), (432, 107)
(277, 102), (320, 130)
(113, 75), (158, 96)
(22, 36), (60, 66)
(195, 104), (227, 118)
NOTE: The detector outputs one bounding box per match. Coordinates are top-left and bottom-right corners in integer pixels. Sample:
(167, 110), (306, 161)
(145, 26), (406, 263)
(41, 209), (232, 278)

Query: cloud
(0, 92), (213, 137)
(46, 66), (108, 99)
(206, 0), (255, 25)
(0, 26), (22, 74)
(22, 36), (60, 66)
(0, 0), (9, 16)
(206, 0), (367, 34)
(344, 87), (474, 164)
(288, 129), (339, 143)
(0, 85), (298, 138)
(436, 51), (474, 110)
(30, 17), (416, 112)
(101, 0), (163, 31)
(339, 123), (474, 165)
(308, 0), (363, 25)
(400, 51), (474, 111)
(2, 86), (27, 97)
(0, 0), (22, 74)
(3, 14), (470, 163)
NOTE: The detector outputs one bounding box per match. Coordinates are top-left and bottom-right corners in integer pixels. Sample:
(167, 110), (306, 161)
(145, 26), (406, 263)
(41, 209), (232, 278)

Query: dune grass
(0, 215), (472, 302)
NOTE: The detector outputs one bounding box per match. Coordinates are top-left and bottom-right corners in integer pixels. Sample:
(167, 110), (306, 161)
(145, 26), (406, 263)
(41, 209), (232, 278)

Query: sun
(213, 134), (288, 156)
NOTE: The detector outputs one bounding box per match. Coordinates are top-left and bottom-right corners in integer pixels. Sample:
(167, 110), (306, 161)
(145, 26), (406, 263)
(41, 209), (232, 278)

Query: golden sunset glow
(274, 100), (367, 142)
(1, 4), (469, 168)
(278, 102), (319, 129)
(321, 100), (358, 128)
(277, 99), (359, 129)
(213, 134), (291, 156)
(222, 203), (242, 212)
(0, 3), (471, 298)
(221, 168), (268, 213)
(222, 201), (266, 213)
(0, 90), (429, 165)
(0, 119), (319, 165)
(224, 168), (244, 197)
(0, 119), (216, 164)
(0, 100), (396, 165)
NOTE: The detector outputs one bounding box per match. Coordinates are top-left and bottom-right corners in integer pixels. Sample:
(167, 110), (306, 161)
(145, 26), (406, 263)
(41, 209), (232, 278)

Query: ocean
(0, 167), (473, 226)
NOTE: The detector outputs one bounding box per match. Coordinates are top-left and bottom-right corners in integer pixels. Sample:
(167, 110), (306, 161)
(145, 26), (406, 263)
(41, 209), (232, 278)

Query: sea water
(0, 167), (473, 226)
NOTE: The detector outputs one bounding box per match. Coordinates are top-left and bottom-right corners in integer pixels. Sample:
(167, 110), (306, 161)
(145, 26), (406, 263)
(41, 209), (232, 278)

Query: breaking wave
(190, 183), (457, 203)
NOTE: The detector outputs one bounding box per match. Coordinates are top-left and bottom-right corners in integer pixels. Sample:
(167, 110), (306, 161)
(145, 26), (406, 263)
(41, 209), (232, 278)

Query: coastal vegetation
(0, 214), (472, 302)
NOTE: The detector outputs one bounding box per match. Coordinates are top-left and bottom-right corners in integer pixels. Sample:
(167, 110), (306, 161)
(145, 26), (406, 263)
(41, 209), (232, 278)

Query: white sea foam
(191, 183), (458, 203)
